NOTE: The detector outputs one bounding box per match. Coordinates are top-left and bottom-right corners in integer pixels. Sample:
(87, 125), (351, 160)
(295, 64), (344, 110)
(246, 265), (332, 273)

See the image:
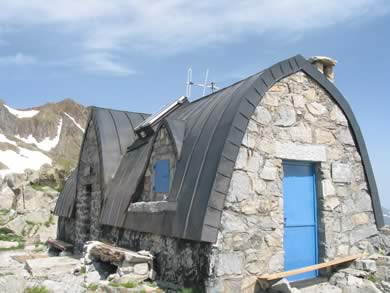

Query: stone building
(54, 55), (384, 291)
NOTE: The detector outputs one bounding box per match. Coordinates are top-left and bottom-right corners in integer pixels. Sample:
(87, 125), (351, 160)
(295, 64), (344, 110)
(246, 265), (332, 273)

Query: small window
(85, 184), (92, 193)
(153, 160), (170, 193)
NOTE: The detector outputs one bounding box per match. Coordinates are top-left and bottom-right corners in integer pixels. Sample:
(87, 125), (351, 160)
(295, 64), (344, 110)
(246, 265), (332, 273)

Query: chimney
(308, 56), (337, 82)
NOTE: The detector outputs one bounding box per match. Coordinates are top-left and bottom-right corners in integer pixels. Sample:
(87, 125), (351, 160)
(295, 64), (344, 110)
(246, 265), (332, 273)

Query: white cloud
(0, 0), (388, 72)
(0, 52), (36, 65)
(82, 52), (135, 76)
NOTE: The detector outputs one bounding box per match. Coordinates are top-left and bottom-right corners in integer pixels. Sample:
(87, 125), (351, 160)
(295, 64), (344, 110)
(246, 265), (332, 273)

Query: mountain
(383, 207), (390, 225)
(0, 99), (88, 247)
(0, 99), (88, 178)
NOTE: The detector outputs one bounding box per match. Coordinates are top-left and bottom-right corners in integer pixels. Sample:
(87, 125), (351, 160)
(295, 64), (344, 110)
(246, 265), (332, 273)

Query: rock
(0, 274), (26, 293)
(292, 95), (305, 108)
(216, 253), (242, 276)
(269, 278), (295, 293)
(25, 209), (50, 224)
(25, 256), (80, 278)
(290, 122), (312, 143)
(332, 162), (352, 183)
(133, 263), (149, 275)
(307, 102), (328, 115)
(275, 106), (296, 127)
(350, 225), (378, 244)
(41, 274), (85, 293)
(338, 268), (369, 278)
(228, 171), (252, 202)
(260, 161), (278, 181)
(315, 129), (335, 144)
(303, 88), (318, 101)
(5, 215), (26, 235)
(330, 107), (348, 126)
(354, 259), (377, 272)
(336, 129), (355, 146)
(263, 92), (279, 107)
(324, 197), (340, 210)
(254, 106), (272, 125)
(322, 179), (335, 196)
(352, 213), (369, 225)
(85, 270), (101, 285)
(0, 240), (19, 249)
(300, 282), (341, 293)
(0, 186), (15, 209)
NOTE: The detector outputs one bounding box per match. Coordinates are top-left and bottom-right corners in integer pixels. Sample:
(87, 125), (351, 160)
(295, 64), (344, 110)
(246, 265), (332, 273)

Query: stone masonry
(74, 121), (103, 252)
(138, 126), (176, 202)
(208, 71), (379, 291)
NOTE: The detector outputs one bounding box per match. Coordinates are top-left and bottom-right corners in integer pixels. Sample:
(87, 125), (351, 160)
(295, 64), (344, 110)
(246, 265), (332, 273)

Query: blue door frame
(283, 161), (318, 281)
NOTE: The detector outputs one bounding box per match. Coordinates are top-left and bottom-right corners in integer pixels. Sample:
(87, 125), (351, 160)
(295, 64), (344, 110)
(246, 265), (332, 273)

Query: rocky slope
(0, 99), (88, 247)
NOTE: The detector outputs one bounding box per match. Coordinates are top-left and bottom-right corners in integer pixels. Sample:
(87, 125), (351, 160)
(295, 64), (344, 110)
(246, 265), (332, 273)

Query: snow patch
(0, 147), (52, 177)
(64, 112), (85, 133)
(4, 104), (40, 118)
(16, 118), (63, 152)
(0, 134), (17, 146)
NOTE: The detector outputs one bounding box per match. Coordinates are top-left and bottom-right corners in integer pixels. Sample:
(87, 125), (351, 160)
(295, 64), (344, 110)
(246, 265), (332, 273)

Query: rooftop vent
(135, 96), (188, 138)
(309, 56), (337, 82)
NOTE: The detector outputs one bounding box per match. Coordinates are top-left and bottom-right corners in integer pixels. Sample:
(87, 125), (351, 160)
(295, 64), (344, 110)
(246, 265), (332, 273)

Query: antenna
(185, 68), (219, 98)
(186, 68), (193, 97)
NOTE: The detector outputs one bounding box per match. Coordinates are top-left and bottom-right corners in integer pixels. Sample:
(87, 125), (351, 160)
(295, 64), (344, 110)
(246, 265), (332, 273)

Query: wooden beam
(47, 239), (73, 251)
(258, 254), (362, 281)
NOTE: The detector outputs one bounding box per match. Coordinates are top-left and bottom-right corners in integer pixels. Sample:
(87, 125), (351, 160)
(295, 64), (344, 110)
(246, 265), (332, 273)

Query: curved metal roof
(54, 107), (149, 218)
(53, 169), (77, 217)
(91, 107), (149, 187)
(100, 55), (383, 242)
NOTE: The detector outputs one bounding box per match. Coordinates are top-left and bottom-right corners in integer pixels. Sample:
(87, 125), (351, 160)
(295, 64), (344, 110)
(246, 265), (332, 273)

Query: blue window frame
(153, 159), (170, 193)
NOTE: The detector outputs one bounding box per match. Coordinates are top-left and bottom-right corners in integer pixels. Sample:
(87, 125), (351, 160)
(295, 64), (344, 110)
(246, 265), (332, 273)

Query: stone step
(25, 256), (79, 278)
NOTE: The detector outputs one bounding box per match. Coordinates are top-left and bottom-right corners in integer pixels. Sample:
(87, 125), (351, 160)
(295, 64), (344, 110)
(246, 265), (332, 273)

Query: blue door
(283, 162), (318, 281)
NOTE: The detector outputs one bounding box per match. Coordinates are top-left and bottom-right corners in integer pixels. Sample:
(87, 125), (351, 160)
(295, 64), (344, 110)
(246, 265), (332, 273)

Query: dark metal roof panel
(100, 136), (155, 227)
(53, 170), (77, 218)
(92, 108), (149, 187)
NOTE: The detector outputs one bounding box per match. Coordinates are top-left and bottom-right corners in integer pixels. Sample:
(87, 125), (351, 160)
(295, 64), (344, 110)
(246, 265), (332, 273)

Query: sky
(0, 0), (389, 208)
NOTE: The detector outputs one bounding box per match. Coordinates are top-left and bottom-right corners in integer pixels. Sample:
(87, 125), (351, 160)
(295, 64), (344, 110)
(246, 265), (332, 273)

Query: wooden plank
(47, 239), (73, 251)
(259, 254), (362, 281)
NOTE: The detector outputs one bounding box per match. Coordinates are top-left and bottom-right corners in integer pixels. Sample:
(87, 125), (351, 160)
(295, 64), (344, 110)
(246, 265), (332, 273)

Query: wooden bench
(47, 239), (74, 252)
(241, 254), (362, 292)
(258, 254), (362, 281)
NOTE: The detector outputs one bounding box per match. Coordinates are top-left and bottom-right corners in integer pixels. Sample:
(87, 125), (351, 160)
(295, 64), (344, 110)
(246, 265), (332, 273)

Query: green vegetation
(80, 266), (86, 274)
(0, 209), (10, 216)
(24, 286), (50, 293)
(44, 214), (55, 227)
(0, 229), (25, 251)
(178, 289), (203, 293)
(87, 283), (99, 291)
(368, 274), (377, 283)
(109, 281), (138, 288)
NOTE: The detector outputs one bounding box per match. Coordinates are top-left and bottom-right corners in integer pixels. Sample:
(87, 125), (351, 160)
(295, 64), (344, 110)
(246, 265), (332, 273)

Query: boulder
(0, 186), (15, 209)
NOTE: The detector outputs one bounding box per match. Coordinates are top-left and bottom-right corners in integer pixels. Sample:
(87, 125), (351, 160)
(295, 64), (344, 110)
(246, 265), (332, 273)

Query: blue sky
(0, 1), (389, 208)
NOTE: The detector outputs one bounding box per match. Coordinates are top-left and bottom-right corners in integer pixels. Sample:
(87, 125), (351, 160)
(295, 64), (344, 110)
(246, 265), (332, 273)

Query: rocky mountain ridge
(0, 99), (87, 247)
(0, 98), (88, 177)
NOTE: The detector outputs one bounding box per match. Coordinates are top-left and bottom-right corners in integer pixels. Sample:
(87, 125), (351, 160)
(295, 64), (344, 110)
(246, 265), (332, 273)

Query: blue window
(153, 160), (170, 193)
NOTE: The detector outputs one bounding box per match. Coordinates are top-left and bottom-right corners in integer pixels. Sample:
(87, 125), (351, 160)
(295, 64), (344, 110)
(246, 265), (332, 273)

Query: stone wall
(74, 121), (102, 252)
(99, 225), (212, 288)
(138, 126), (176, 202)
(208, 71), (379, 291)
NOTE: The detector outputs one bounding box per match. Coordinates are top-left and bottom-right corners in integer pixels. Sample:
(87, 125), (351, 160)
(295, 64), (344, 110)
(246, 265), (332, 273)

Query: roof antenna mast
(185, 68), (220, 98)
